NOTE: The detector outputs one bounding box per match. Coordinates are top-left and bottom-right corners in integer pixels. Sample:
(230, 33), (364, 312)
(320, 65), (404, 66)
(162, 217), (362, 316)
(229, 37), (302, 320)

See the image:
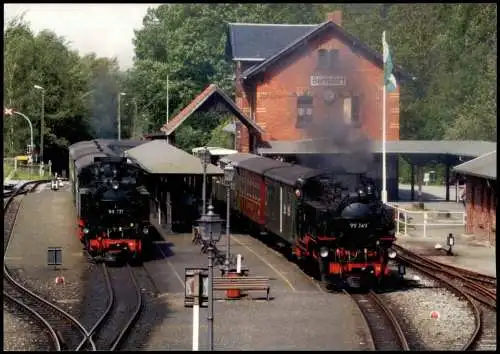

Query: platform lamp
(196, 205), (223, 351)
(198, 147), (211, 215)
(223, 163), (235, 274)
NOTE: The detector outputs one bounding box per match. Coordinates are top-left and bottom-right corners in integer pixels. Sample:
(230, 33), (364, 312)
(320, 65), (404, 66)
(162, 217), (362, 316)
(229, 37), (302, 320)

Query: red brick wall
(234, 61), (253, 152)
(247, 32), (400, 143)
(465, 177), (496, 245)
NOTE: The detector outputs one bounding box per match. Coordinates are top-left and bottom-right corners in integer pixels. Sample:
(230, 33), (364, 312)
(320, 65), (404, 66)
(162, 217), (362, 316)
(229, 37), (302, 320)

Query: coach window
(297, 95), (313, 128)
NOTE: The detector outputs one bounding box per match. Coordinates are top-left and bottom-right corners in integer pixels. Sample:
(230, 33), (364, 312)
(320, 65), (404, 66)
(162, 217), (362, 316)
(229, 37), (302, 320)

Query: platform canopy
(192, 146), (238, 157)
(125, 140), (223, 175)
(257, 139), (495, 157)
(453, 150), (496, 180)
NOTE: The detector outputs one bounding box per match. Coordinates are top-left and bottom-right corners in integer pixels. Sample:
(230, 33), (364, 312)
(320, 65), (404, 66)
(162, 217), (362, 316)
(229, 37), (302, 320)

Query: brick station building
(161, 11), (412, 200)
(453, 151), (496, 245)
(225, 11), (407, 152)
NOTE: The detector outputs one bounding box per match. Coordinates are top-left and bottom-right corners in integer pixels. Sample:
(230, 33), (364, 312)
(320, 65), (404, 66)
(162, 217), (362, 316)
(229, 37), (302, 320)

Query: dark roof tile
(227, 23), (317, 61)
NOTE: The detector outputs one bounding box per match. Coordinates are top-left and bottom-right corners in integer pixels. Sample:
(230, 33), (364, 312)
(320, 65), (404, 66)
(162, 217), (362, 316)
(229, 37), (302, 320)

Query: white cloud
(4, 3), (160, 69)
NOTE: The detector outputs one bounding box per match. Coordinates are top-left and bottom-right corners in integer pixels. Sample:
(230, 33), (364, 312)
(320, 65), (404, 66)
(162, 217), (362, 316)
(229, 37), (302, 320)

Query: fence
(386, 203), (466, 238)
(3, 158), (52, 181)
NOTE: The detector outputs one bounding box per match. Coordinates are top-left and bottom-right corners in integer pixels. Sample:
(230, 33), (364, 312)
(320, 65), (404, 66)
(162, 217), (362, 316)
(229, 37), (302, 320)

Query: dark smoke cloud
(296, 48), (374, 175)
(87, 72), (120, 139)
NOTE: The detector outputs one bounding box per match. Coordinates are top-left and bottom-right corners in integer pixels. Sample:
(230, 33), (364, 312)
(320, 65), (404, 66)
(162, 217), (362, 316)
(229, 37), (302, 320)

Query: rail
(3, 180), (94, 351)
(77, 264), (143, 351)
(344, 289), (409, 351)
(385, 203), (466, 238)
(393, 244), (494, 350)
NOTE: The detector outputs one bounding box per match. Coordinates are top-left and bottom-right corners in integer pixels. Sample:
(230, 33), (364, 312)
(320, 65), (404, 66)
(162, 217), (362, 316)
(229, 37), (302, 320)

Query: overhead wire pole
(33, 85), (45, 162)
(166, 75), (169, 143)
(382, 68), (387, 203)
(117, 92), (126, 140)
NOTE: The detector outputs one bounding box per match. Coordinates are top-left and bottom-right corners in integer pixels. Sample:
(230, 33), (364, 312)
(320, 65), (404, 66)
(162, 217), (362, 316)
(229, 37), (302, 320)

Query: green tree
(130, 4), (324, 142)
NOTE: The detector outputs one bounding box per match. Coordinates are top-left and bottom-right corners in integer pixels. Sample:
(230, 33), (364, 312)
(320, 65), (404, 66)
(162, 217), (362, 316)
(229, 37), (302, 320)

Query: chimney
(327, 11), (342, 27)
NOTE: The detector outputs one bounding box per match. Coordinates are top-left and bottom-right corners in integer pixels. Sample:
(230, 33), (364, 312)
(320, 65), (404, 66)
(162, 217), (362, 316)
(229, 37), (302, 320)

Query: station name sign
(310, 75), (346, 87)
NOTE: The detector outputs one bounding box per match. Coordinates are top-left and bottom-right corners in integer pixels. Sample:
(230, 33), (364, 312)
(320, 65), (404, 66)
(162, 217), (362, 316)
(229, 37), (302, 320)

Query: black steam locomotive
(213, 153), (397, 289)
(68, 139), (150, 264)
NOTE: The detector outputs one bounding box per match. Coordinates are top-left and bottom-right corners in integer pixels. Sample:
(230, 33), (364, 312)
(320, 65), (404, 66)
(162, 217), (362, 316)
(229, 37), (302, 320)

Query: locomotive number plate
(349, 222), (369, 229)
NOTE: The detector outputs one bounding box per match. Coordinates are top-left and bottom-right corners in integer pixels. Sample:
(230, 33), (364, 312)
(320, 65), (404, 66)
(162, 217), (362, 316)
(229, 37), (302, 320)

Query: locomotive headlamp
(112, 168), (117, 177)
(320, 247), (329, 258)
(112, 180), (119, 190)
(130, 222), (134, 227)
(388, 249), (397, 259)
(142, 227), (149, 234)
(118, 226), (123, 232)
(366, 185), (374, 195)
(357, 188), (366, 198)
(295, 189), (301, 198)
(83, 228), (89, 234)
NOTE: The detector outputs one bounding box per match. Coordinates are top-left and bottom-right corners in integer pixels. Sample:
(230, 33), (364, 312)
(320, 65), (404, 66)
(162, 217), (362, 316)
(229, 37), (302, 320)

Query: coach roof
(219, 152), (260, 167)
(237, 156), (288, 175)
(264, 164), (320, 186)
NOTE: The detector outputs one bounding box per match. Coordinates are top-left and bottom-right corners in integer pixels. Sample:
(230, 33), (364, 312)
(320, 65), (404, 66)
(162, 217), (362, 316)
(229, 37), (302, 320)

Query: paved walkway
(392, 183), (495, 277)
(395, 234), (496, 277)
(145, 223), (373, 350)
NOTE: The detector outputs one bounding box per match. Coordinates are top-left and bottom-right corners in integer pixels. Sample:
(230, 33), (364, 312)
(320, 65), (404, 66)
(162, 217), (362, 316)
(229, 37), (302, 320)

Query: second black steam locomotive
(68, 139), (151, 264)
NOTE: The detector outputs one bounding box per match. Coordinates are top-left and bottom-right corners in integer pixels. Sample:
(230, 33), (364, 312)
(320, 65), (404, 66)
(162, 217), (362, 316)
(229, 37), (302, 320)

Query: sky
(4, 3), (160, 69)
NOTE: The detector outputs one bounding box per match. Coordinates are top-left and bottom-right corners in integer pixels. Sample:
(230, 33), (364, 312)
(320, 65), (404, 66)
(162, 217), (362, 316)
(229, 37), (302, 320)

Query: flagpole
(381, 31), (388, 204)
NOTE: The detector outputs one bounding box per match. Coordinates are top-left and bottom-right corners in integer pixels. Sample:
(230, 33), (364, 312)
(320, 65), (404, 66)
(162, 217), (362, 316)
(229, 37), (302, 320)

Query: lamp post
(223, 163), (235, 274)
(4, 108), (34, 160)
(196, 205), (223, 351)
(198, 147), (211, 215)
(33, 85), (45, 162)
(117, 92), (126, 140)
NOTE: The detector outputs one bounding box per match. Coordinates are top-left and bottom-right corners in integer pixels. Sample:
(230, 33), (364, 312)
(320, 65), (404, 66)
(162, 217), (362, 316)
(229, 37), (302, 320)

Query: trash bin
(226, 271), (241, 299)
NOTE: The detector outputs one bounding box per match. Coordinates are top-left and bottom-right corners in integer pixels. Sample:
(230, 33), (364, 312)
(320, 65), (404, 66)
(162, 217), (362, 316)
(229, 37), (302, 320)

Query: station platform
(144, 222), (374, 351)
(395, 234), (496, 277)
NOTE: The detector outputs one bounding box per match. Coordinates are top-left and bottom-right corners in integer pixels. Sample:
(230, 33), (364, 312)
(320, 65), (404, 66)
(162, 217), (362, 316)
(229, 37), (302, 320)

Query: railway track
(393, 244), (496, 351)
(3, 180), (95, 351)
(345, 289), (410, 351)
(393, 244), (496, 308)
(77, 263), (143, 351)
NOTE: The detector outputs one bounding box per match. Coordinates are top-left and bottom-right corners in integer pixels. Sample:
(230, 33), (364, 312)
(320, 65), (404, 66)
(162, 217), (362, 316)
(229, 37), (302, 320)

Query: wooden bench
(213, 276), (271, 301)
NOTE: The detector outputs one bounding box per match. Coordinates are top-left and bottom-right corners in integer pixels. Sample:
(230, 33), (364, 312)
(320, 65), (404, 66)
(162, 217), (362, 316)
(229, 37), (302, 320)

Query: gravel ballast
(381, 265), (476, 350)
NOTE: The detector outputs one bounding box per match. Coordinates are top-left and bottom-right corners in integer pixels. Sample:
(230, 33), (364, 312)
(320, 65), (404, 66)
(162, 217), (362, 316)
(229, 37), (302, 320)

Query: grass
(3, 162), (14, 180)
(11, 169), (48, 181)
